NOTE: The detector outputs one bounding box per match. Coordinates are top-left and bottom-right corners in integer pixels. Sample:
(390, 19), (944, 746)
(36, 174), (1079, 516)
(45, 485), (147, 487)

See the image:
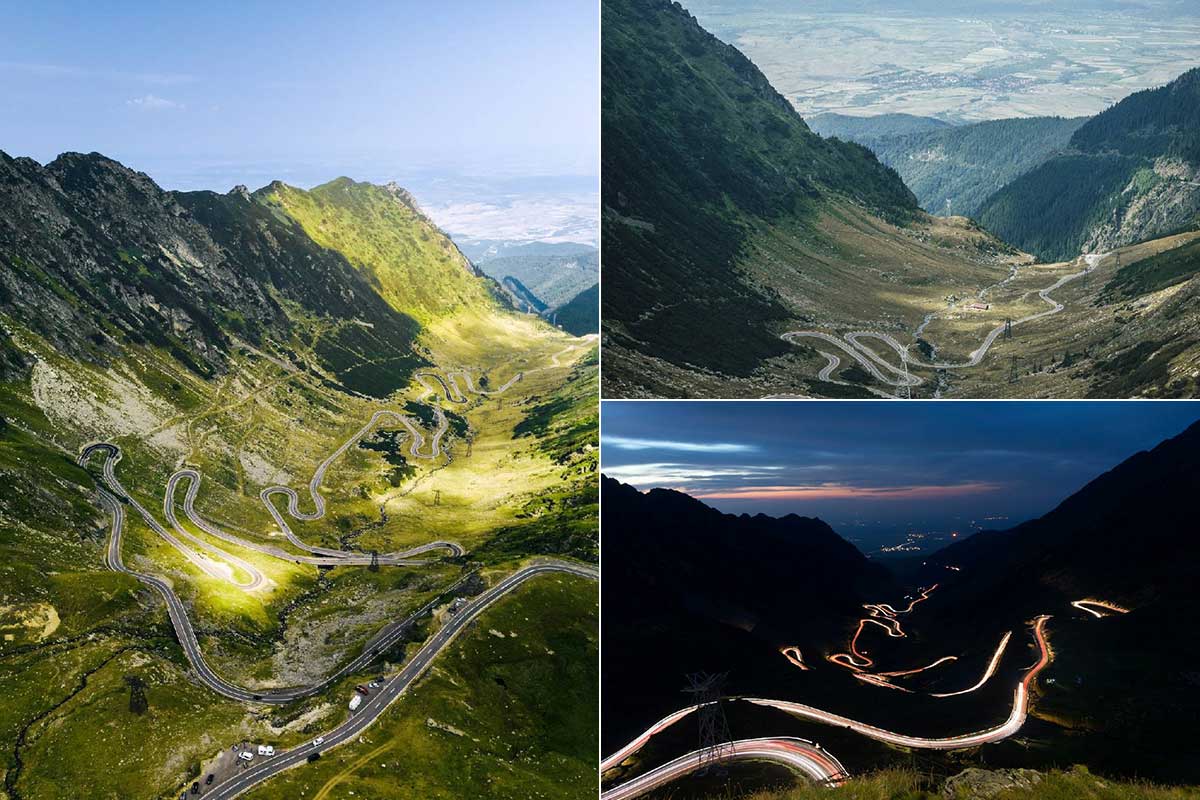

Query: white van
(349, 694), (362, 712)
(257, 745), (275, 757)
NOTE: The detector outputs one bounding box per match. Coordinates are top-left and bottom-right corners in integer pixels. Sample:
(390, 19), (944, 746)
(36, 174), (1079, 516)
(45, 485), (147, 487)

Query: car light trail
(749, 616), (1052, 750)
(600, 704), (710, 773)
(604, 617), (1053, 772)
(601, 737), (848, 800)
(830, 585), (936, 671)
(1071, 599), (1129, 618)
(780, 646), (810, 670)
(931, 631), (1011, 698)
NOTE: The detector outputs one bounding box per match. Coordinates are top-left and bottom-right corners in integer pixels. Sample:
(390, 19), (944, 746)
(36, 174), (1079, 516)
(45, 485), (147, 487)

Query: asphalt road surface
(74, 348), (595, 796)
(80, 442), (489, 704)
(203, 560), (598, 800)
(779, 252), (1108, 392)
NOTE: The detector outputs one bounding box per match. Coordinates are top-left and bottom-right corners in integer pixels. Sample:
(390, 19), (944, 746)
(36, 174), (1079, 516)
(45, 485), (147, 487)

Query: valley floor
(606, 227), (1200, 399)
(0, 307), (598, 799)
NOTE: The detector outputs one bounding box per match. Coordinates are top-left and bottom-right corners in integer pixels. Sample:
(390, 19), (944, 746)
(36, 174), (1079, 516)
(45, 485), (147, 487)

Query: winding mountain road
(74, 342), (595, 797)
(604, 615), (1054, 797)
(203, 560), (597, 800)
(81, 443), (475, 704)
(780, 253), (1107, 393)
(601, 737), (848, 800)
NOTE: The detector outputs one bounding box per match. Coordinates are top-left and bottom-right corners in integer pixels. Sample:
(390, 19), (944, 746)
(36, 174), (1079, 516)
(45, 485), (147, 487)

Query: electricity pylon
(682, 672), (733, 775)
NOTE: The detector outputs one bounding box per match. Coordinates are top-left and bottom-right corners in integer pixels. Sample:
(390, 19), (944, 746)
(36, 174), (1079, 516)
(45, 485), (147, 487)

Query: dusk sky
(602, 402), (1200, 547)
(0, 1), (598, 243)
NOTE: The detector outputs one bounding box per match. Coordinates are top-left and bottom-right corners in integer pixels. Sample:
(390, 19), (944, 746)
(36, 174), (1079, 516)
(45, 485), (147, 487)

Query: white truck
(349, 694), (362, 712)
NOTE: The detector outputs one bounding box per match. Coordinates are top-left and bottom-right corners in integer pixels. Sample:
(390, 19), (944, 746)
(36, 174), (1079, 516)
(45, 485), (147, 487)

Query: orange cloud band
(691, 481), (1002, 501)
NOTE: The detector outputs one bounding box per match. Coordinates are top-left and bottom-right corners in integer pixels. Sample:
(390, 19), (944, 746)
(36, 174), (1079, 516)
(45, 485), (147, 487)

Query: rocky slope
(977, 68), (1200, 262)
(0, 150), (533, 399)
(601, 0), (1021, 397)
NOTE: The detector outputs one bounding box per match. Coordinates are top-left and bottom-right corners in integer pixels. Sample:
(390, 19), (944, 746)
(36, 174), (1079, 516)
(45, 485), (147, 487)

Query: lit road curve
(748, 615), (1052, 750)
(202, 560), (598, 800)
(1071, 599), (1129, 618)
(601, 737), (848, 800)
(930, 631), (1011, 698)
(828, 584), (937, 672)
(606, 616), (1053, 768)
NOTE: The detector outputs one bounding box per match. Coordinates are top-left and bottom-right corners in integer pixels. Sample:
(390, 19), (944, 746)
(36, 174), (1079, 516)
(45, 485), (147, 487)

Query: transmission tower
(1009, 356), (1020, 384)
(433, 489), (442, 506)
(369, 550), (380, 572)
(1003, 318), (1012, 339)
(682, 672), (733, 775)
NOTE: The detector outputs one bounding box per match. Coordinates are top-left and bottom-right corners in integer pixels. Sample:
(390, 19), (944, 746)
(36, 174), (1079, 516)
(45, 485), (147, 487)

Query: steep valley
(0, 150), (598, 799)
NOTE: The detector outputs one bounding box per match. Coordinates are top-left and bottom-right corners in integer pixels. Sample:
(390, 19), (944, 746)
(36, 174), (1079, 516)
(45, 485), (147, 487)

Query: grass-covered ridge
(0, 148), (597, 798)
(261, 177), (499, 327)
(241, 572), (598, 800)
(602, 0), (919, 384)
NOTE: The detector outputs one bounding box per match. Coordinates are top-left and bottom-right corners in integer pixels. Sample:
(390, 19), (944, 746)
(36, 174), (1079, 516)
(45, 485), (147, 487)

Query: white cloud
(602, 463), (782, 487)
(126, 94), (184, 110)
(424, 193), (597, 245)
(602, 435), (757, 453)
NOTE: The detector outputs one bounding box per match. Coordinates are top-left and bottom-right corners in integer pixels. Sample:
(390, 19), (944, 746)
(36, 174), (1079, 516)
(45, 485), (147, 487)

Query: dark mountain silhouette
(601, 476), (892, 747)
(920, 418), (1200, 627)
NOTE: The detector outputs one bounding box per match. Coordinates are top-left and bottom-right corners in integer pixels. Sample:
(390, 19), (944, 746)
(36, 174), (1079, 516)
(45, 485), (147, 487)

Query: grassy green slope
(601, 0), (919, 386)
(242, 573), (597, 800)
(261, 178), (499, 327)
(0, 154), (597, 799)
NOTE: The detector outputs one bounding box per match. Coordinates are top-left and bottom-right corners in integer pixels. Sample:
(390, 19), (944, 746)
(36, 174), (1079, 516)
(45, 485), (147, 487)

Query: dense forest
(976, 67), (1200, 261)
(863, 116), (1086, 217)
(977, 154), (1142, 262)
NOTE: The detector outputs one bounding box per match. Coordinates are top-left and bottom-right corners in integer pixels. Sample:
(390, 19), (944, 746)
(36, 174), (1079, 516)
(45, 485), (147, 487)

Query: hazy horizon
(601, 401), (1200, 550)
(682, 0), (1200, 123)
(0, 1), (598, 245)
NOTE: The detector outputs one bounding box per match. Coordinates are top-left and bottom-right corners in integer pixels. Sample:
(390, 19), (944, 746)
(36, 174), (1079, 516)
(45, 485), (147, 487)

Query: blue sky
(0, 2), (598, 241)
(602, 401), (1200, 544)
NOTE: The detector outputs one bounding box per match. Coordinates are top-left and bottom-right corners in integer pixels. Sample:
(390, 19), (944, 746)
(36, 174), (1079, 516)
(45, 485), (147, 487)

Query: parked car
(355, 684), (370, 695)
(238, 751), (254, 762)
(205, 773), (214, 785)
